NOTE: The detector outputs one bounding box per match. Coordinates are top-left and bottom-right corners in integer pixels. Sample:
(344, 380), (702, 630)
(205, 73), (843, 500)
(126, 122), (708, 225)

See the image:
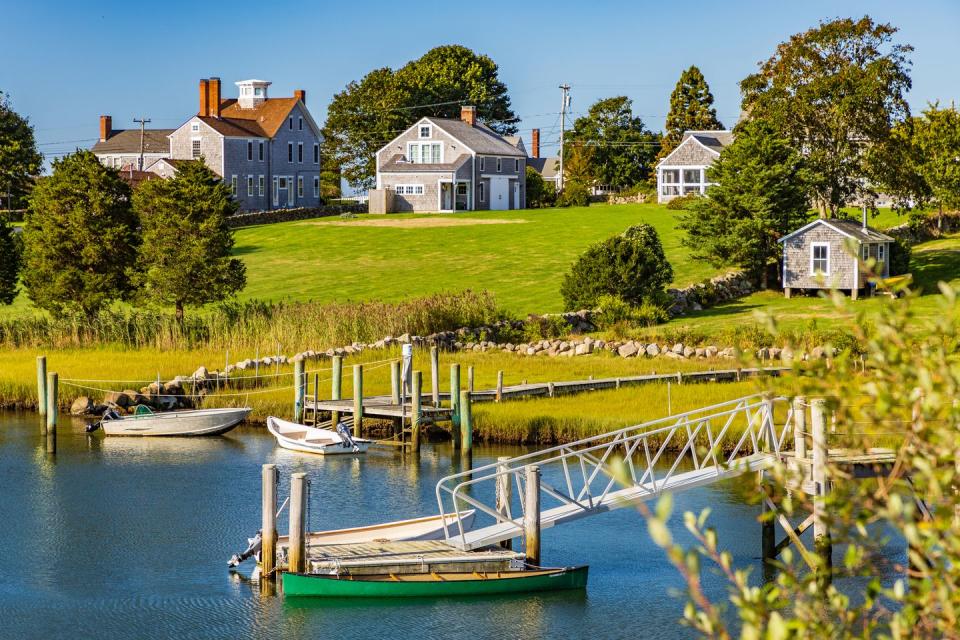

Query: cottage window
(313, 143), (319, 164)
(419, 125), (432, 139)
(456, 183), (467, 196)
(258, 175), (265, 196)
(478, 183), (485, 202)
(878, 244), (885, 263)
(862, 244), (870, 260)
(230, 175), (237, 196)
(298, 117), (303, 131)
(191, 139), (201, 159)
(247, 175), (254, 196)
(288, 143), (293, 162)
(496, 158), (502, 172)
(683, 168), (701, 184)
(288, 117), (293, 130)
(273, 177), (278, 205)
(298, 142), (303, 163)
(191, 122), (200, 133)
(313, 176), (320, 197)
(479, 157), (485, 171)
(408, 142), (441, 164)
(259, 141), (264, 161)
(811, 243), (830, 276)
(297, 176), (304, 198)
(514, 159), (519, 172)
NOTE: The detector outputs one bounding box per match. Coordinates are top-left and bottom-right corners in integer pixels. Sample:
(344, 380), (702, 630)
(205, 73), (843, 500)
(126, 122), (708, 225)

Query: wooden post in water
(311, 373), (319, 426)
(288, 472), (307, 574)
(36, 356), (47, 417)
(353, 364), (363, 437)
(450, 364), (461, 450)
(496, 371), (504, 403)
(496, 456), (512, 550)
(430, 346), (440, 407)
(45, 372), (58, 453)
(524, 465), (541, 567)
(261, 464), (278, 579)
(793, 396), (807, 460)
(411, 371), (422, 454)
(811, 398), (832, 585)
(331, 355), (343, 428)
(467, 366), (475, 393)
(391, 360), (402, 436)
(460, 390), (473, 454)
(293, 359), (305, 422)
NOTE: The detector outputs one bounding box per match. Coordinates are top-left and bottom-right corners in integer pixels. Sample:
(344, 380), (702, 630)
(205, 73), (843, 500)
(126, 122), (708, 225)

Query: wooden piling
(496, 371), (504, 403)
(261, 464), (278, 579)
(793, 396), (807, 460)
(411, 371), (422, 454)
(353, 364), (363, 437)
(524, 465), (541, 567)
(391, 360), (401, 404)
(293, 359), (305, 423)
(45, 372), (58, 436)
(811, 398), (832, 583)
(331, 355), (343, 427)
(288, 472), (308, 574)
(430, 346), (440, 407)
(467, 366), (475, 393)
(450, 363), (461, 450)
(36, 356), (47, 417)
(496, 456), (512, 550)
(460, 390), (473, 454)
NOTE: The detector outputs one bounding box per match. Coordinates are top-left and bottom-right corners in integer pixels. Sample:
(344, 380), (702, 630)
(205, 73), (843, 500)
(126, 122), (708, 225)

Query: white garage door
(489, 177), (509, 211)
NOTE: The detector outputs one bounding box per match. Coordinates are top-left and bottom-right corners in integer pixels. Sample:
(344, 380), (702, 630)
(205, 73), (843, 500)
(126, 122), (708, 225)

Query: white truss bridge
(435, 394), (797, 550)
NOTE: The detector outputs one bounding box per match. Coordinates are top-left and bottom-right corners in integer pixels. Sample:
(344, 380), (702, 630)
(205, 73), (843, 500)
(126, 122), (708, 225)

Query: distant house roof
(91, 129), (174, 154)
(428, 118), (526, 157)
(779, 218), (896, 244)
(379, 153), (472, 173)
(116, 165), (161, 188)
(683, 130), (734, 152)
(526, 157), (560, 180)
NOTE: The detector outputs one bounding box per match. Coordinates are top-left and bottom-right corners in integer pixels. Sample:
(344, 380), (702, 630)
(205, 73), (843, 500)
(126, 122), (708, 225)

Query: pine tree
(0, 212), (20, 304)
(679, 119), (811, 288)
(658, 66), (724, 163)
(0, 91), (42, 209)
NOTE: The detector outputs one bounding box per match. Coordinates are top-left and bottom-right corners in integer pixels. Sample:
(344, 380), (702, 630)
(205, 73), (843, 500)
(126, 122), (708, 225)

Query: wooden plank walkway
(304, 540), (523, 575)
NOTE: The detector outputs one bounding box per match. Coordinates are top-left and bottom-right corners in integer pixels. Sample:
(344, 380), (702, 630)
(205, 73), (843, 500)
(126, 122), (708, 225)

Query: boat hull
(267, 416), (370, 455)
(282, 566), (588, 598)
(277, 511), (476, 548)
(101, 408), (251, 436)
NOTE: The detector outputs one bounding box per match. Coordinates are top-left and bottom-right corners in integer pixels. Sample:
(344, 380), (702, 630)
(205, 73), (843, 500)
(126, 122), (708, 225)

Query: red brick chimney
(531, 128), (540, 159)
(209, 77), (222, 118)
(294, 89), (306, 105)
(199, 79), (210, 117)
(99, 115), (112, 142)
(460, 105), (477, 127)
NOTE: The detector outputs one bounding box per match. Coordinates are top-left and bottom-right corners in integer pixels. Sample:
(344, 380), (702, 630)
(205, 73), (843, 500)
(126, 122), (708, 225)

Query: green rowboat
(282, 565), (588, 598)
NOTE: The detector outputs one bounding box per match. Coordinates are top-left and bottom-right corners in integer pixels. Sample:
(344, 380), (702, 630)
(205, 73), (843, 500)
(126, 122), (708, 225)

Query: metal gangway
(435, 394), (796, 550)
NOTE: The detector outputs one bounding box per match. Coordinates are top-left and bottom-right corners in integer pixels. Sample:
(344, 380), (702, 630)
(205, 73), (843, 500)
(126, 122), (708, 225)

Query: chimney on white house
(99, 115), (112, 142)
(461, 105), (477, 127)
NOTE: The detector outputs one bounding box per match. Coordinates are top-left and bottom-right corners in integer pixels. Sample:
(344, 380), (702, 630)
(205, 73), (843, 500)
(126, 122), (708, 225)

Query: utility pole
(134, 117), (151, 171)
(558, 84), (570, 191)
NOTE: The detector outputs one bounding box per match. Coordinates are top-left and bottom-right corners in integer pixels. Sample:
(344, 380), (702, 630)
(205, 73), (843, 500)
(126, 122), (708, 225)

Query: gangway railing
(435, 394), (795, 550)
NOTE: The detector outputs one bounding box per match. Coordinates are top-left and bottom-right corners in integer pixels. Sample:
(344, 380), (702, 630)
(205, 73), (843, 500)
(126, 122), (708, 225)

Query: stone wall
(224, 203), (367, 228)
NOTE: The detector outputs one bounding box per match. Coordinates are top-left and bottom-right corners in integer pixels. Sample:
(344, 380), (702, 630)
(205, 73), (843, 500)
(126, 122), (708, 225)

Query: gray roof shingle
(428, 118), (526, 157)
(526, 157), (560, 179)
(380, 153), (471, 173)
(91, 129), (173, 154)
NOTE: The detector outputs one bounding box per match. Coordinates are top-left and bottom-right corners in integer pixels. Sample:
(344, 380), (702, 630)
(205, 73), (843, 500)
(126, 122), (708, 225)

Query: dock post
(45, 372), (58, 453)
(430, 345), (440, 407)
(353, 364), (363, 437)
(293, 359), (304, 423)
(36, 355), (47, 417)
(261, 464), (278, 579)
(496, 371), (503, 403)
(411, 371), (422, 454)
(288, 472), (308, 574)
(331, 355), (343, 428)
(496, 456), (512, 550)
(460, 390), (473, 454)
(811, 398), (832, 585)
(793, 396), (807, 462)
(524, 465), (541, 567)
(450, 363), (461, 450)
(467, 366), (475, 393)
(760, 472), (775, 568)
(391, 360), (402, 436)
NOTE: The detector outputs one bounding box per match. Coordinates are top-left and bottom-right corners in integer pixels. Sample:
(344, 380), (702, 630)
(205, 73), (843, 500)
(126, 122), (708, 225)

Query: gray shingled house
(91, 116), (173, 171)
(375, 106), (526, 212)
(655, 130), (733, 203)
(779, 218), (895, 299)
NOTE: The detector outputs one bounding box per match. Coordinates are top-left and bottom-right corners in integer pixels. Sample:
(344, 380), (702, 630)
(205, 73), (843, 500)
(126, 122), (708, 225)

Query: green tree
(324, 46), (517, 188)
(318, 133), (343, 200)
(560, 224), (673, 310)
(567, 96), (661, 188)
(740, 16), (913, 217)
(657, 66), (724, 163)
(132, 161), (246, 321)
(680, 119), (811, 288)
(22, 151), (137, 318)
(0, 91), (42, 210)
(524, 166), (548, 208)
(0, 212), (20, 304)
(913, 103), (960, 225)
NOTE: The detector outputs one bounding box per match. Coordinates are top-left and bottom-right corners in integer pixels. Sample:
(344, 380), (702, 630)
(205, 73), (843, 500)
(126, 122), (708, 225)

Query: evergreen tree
(680, 119), (811, 288)
(22, 151), (137, 318)
(657, 66), (723, 163)
(913, 103), (960, 224)
(0, 91), (42, 209)
(132, 161), (246, 321)
(0, 212), (20, 304)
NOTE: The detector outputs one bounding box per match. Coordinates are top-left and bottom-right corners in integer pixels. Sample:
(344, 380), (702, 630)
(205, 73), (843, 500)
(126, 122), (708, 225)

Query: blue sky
(2, 0), (958, 169)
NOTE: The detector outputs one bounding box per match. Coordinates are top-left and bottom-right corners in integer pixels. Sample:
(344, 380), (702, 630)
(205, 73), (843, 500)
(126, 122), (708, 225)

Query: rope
(59, 379), (332, 399)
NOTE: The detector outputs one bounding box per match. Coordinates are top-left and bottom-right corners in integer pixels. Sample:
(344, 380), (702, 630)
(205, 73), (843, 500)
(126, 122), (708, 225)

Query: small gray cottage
(779, 219), (895, 299)
(655, 130), (733, 203)
(374, 106), (526, 212)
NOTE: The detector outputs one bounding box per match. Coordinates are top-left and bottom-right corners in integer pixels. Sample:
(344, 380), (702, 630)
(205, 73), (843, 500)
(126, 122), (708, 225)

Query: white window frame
(230, 175), (238, 196)
(272, 176), (279, 205)
(810, 242), (830, 276)
(419, 124), (432, 139)
(298, 142), (303, 163)
(478, 182), (485, 202)
(313, 176), (320, 197)
(297, 176), (304, 198)
(191, 122), (200, 133)
(407, 142), (442, 164)
(862, 244), (869, 260)
(247, 141), (253, 161)
(258, 175), (265, 196)
(288, 142), (293, 162)
(394, 184), (424, 195)
(877, 243), (885, 263)
(247, 175), (254, 196)
(298, 117), (303, 131)
(191, 138), (202, 159)
(258, 141), (264, 161)
(288, 117), (293, 130)
(313, 143), (319, 164)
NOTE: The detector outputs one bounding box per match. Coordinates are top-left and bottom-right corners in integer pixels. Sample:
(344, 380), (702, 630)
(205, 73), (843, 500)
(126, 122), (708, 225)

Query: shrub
(523, 315), (569, 341)
(555, 182), (591, 208)
(560, 223), (673, 310)
(665, 193), (699, 210)
(594, 294), (636, 329)
(888, 237), (911, 276)
(633, 301), (670, 327)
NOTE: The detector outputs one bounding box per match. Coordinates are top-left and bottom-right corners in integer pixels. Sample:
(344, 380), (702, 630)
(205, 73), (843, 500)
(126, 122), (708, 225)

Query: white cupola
(235, 79), (271, 109)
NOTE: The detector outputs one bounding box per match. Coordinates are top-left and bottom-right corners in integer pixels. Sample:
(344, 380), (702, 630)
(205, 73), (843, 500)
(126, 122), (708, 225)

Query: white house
(655, 130), (733, 203)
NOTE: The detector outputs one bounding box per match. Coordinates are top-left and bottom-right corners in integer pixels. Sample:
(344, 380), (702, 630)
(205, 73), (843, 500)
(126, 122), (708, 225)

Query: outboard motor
(87, 407), (122, 433)
(228, 530), (262, 568)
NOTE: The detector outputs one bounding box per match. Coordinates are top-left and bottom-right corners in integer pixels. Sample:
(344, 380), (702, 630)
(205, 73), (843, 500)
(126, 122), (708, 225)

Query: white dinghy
(267, 416), (371, 455)
(97, 406), (251, 436)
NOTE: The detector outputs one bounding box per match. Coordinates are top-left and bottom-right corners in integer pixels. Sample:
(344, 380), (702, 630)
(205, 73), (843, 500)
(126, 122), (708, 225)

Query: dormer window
(191, 122), (200, 132)
(419, 125), (432, 139)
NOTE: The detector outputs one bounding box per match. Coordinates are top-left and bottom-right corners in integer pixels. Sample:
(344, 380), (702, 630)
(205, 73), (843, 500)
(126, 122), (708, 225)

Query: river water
(0, 412), (903, 639)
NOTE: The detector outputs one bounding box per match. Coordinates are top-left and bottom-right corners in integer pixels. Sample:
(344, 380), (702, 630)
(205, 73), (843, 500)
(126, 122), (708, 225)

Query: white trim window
(191, 122), (200, 133)
(230, 175), (238, 196)
(478, 182), (485, 202)
(191, 139), (202, 159)
(811, 242), (830, 276)
(313, 176), (320, 197)
(298, 142), (303, 163)
(272, 176), (279, 205)
(660, 168), (680, 196)
(258, 175), (265, 196)
(394, 184), (424, 195)
(297, 176), (304, 198)
(288, 142), (293, 162)
(682, 168), (703, 195)
(313, 143), (319, 164)
(479, 157), (485, 171)
(288, 117), (293, 130)
(298, 117), (303, 131)
(877, 243), (885, 263)
(247, 141), (253, 161)
(862, 244), (869, 260)
(419, 124), (432, 139)
(247, 175), (254, 196)
(258, 141), (264, 161)
(407, 142), (441, 164)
